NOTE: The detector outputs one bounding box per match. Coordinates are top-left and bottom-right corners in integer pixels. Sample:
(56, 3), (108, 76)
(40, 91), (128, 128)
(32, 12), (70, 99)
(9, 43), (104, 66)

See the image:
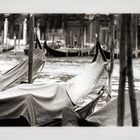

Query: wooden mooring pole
(0, 31), (4, 53)
(28, 14), (34, 83)
(117, 14), (127, 126)
(117, 14), (138, 126)
(107, 14), (114, 102)
(127, 14), (138, 126)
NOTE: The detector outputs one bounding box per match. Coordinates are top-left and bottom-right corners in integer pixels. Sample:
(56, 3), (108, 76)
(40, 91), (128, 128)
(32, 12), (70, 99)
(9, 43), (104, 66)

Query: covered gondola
(0, 37), (45, 91)
(0, 41), (110, 126)
(86, 93), (140, 126)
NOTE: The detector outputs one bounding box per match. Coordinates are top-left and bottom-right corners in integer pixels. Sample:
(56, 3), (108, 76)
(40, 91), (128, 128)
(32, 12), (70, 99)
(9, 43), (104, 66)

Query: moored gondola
(43, 41), (90, 57)
(0, 41), (110, 126)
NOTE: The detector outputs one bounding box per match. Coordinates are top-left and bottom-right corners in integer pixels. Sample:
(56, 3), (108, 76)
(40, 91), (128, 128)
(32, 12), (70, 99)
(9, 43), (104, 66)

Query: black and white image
(0, 13), (139, 126)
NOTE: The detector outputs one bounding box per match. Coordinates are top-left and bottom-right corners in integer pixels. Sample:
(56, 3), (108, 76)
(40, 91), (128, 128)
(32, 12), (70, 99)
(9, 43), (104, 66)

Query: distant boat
(43, 42), (90, 57)
(44, 45), (80, 57)
(25, 44), (90, 57)
(1, 45), (14, 53)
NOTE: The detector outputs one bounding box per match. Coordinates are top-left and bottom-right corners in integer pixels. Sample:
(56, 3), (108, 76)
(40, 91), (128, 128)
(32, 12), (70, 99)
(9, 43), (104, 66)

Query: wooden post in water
(28, 14), (34, 84)
(135, 15), (138, 58)
(14, 34), (17, 54)
(80, 20), (84, 56)
(107, 14), (114, 102)
(126, 14), (138, 126)
(131, 15), (138, 58)
(18, 24), (22, 51)
(117, 14), (139, 126)
(95, 15), (100, 42)
(117, 14), (127, 126)
(0, 31), (4, 53)
(52, 30), (55, 48)
(46, 20), (49, 41)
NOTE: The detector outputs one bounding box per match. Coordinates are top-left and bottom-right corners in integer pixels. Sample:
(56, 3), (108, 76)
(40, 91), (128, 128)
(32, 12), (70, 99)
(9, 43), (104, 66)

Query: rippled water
(0, 52), (140, 99)
(42, 57), (140, 97)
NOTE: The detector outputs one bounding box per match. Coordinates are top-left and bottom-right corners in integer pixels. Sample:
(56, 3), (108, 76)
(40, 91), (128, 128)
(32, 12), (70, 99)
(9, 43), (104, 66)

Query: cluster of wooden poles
(27, 14), (139, 126)
(117, 14), (138, 126)
(108, 14), (138, 126)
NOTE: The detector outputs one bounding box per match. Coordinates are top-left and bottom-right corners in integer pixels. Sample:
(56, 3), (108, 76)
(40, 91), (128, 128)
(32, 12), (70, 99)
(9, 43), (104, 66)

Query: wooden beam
(96, 16), (100, 42)
(117, 14), (127, 126)
(127, 14), (138, 126)
(28, 14), (34, 83)
(117, 14), (139, 126)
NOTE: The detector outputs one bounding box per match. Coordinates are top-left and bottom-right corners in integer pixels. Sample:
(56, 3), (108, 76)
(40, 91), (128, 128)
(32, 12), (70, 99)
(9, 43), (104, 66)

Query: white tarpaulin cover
(0, 41), (109, 126)
(0, 59), (108, 126)
(66, 61), (108, 104)
(86, 93), (140, 126)
(0, 48), (45, 91)
(0, 83), (73, 126)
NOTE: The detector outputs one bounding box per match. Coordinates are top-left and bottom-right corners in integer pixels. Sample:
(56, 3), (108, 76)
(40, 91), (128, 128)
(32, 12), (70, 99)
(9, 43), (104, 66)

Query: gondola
(86, 93), (140, 126)
(0, 41), (110, 126)
(45, 45), (79, 57)
(24, 39), (91, 57)
(43, 41), (89, 57)
(0, 36), (45, 91)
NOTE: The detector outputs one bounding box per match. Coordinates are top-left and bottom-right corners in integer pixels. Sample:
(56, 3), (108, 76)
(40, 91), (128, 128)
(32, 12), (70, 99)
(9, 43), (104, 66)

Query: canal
(0, 52), (140, 108)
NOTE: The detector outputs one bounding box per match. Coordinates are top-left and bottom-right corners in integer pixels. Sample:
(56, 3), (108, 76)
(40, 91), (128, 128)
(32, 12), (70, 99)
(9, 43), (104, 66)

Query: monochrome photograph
(0, 13), (139, 127)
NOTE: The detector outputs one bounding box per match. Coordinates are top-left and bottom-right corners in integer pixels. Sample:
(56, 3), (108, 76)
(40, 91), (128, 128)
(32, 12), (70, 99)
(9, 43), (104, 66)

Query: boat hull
(44, 45), (89, 57)
(46, 46), (79, 57)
